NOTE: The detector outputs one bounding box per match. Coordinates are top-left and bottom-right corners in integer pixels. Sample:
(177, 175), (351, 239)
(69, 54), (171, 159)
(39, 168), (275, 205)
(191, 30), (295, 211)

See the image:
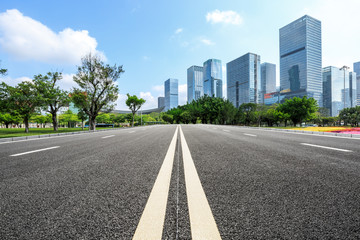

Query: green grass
(0, 127), (114, 138)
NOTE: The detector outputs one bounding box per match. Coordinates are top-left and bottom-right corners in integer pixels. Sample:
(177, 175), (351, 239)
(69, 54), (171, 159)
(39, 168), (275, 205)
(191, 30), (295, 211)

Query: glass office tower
(280, 15), (322, 107)
(203, 59), (222, 98)
(354, 62), (360, 106)
(164, 78), (178, 111)
(227, 53), (261, 107)
(187, 65), (204, 102)
(261, 63), (276, 102)
(349, 72), (357, 108)
(158, 97), (165, 108)
(323, 66), (356, 116)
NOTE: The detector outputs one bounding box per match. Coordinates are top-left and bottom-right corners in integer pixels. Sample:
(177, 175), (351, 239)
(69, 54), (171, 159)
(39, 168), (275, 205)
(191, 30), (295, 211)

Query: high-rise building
(164, 78), (178, 111)
(354, 61), (360, 106)
(323, 66), (356, 116)
(203, 59), (222, 98)
(187, 65), (204, 102)
(227, 53), (261, 108)
(158, 97), (165, 109)
(280, 15), (322, 106)
(349, 71), (357, 108)
(261, 62), (276, 98)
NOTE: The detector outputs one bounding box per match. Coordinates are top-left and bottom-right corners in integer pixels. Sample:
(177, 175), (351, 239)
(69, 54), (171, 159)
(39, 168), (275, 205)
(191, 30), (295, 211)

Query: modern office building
(187, 65), (204, 102)
(158, 97), (165, 108)
(349, 71), (357, 108)
(227, 53), (261, 108)
(203, 59), (222, 98)
(354, 61), (360, 106)
(164, 78), (178, 111)
(261, 62), (276, 102)
(280, 15), (322, 106)
(322, 66), (356, 116)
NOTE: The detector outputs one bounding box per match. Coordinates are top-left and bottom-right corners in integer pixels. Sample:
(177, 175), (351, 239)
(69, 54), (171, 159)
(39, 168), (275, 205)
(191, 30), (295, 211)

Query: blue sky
(1, 0), (359, 110)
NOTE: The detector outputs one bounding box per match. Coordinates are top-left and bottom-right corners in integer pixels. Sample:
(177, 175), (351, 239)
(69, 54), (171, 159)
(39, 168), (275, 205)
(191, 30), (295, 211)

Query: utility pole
(340, 66), (350, 110)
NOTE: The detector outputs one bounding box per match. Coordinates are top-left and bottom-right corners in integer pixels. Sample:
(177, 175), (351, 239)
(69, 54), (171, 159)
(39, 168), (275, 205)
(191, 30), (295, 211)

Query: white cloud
(0, 76), (32, 86)
(115, 93), (129, 110)
(200, 38), (215, 46)
(206, 10), (242, 25)
(0, 9), (105, 65)
(179, 84), (187, 105)
(302, 0), (360, 69)
(140, 91), (158, 109)
(59, 73), (76, 91)
(175, 28), (183, 34)
(152, 84), (164, 93)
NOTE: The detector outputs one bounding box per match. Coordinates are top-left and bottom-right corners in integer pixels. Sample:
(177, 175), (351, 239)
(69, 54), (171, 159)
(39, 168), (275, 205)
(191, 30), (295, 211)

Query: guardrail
(0, 127), (127, 143)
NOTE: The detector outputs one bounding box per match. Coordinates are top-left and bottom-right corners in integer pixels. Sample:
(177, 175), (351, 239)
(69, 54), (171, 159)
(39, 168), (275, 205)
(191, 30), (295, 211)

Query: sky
(0, 0), (359, 110)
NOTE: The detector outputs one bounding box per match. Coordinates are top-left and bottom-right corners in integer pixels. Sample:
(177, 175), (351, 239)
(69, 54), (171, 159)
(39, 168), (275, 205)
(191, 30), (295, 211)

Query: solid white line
(10, 146), (60, 157)
(300, 143), (353, 152)
(244, 133), (257, 137)
(101, 135), (115, 139)
(179, 126), (221, 239)
(133, 126), (179, 239)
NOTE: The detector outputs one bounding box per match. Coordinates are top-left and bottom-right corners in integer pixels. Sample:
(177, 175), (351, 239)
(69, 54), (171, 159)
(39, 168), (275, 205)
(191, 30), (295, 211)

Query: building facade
(280, 15), (322, 106)
(260, 62), (276, 102)
(354, 61), (360, 106)
(203, 59), (222, 98)
(164, 78), (178, 111)
(349, 71), (357, 108)
(322, 66), (356, 117)
(158, 97), (165, 108)
(227, 53), (261, 108)
(187, 65), (204, 102)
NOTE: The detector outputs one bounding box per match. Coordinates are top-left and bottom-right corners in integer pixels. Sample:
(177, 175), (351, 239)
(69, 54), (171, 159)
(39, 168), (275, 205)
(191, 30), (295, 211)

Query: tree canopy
(126, 94), (146, 127)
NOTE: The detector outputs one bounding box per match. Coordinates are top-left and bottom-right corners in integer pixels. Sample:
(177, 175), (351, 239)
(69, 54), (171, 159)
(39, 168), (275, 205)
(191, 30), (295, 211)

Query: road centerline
(179, 126), (222, 240)
(10, 146), (60, 157)
(300, 143), (353, 152)
(132, 126), (179, 239)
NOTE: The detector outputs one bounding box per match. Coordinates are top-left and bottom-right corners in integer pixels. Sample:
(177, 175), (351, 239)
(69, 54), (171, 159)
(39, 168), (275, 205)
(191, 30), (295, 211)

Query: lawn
(0, 127), (114, 138)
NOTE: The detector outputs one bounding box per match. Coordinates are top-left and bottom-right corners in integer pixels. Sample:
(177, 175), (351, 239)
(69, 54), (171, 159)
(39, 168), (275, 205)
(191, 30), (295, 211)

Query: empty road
(1, 125), (360, 239)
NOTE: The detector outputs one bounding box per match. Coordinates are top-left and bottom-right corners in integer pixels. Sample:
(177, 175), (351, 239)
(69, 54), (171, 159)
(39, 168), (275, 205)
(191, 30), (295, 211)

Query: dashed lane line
(101, 135), (115, 139)
(300, 143), (353, 152)
(244, 133), (257, 137)
(132, 126), (179, 239)
(179, 126), (222, 240)
(10, 146), (60, 157)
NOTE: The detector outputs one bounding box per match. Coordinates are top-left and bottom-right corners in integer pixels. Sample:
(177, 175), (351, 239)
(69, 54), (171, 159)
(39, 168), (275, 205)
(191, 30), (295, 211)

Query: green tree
(59, 110), (79, 128)
(0, 81), (42, 133)
(72, 54), (123, 130)
(125, 94), (146, 127)
(0, 112), (21, 128)
(96, 113), (111, 123)
(33, 72), (71, 131)
(277, 96), (318, 126)
(0, 61), (7, 76)
(77, 109), (88, 130)
(239, 103), (257, 126)
(162, 113), (173, 124)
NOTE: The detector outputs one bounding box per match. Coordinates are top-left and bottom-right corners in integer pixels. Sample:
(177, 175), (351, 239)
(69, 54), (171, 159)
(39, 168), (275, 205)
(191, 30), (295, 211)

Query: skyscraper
(354, 61), (360, 106)
(280, 15), (322, 106)
(323, 66), (356, 116)
(260, 62), (276, 100)
(349, 71), (357, 108)
(203, 59), (222, 98)
(158, 96), (165, 109)
(227, 53), (261, 108)
(164, 78), (178, 111)
(187, 65), (204, 102)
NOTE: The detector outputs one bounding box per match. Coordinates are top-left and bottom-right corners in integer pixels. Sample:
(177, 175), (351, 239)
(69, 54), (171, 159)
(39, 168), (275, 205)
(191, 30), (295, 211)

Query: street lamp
(340, 65), (350, 109)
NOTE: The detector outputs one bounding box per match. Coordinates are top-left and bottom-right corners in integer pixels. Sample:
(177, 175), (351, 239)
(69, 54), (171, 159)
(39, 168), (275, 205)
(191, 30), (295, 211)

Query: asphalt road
(1, 124), (360, 239)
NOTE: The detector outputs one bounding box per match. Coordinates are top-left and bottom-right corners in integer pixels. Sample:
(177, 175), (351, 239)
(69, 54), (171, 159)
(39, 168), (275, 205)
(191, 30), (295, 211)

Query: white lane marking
(101, 135), (115, 139)
(300, 143), (353, 152)
(133, 126), (179, 239)
(244, 133), (257, 137)
(223, 129), (230, 132)
(179, 126), (221, 239)
(129, 131), (135, 133)
(10, 146), (60, 157)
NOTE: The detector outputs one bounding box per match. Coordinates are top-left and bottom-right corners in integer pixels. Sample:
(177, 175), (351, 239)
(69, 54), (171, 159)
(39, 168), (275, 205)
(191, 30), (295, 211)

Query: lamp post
(340, 66), (350, 110)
